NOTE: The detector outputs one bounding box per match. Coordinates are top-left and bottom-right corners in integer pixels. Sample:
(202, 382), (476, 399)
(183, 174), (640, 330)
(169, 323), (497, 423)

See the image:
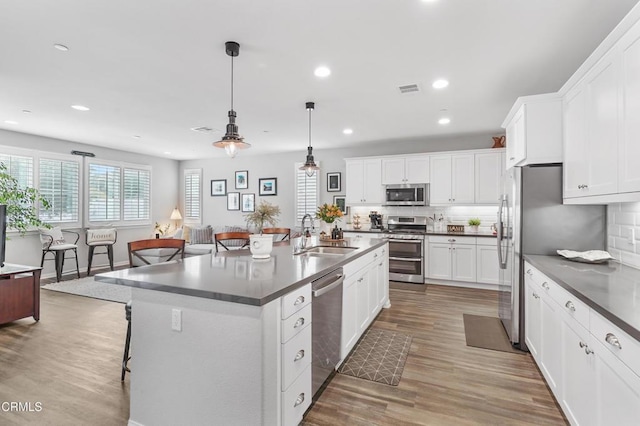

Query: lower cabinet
(428, 236), (476, 283)
(476, 241), (499, 285)
(524, 261), (640, 426)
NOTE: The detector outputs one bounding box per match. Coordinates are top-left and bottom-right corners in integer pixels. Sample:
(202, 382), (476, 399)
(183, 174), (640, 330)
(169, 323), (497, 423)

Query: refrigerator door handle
(497, 196), (506, 268)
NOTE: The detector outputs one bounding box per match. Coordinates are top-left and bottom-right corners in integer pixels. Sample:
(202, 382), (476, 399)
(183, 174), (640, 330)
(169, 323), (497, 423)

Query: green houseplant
(468, 218), (481, 232)
(0, 163), (51, 236)
(244, 201), (281, 234)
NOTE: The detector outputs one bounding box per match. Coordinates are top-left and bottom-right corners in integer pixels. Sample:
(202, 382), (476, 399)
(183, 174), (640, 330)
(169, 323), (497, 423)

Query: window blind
(0, 154), (34, 188)
(184, 169), (201, 220)
(123, 168), (150, 221)
(295, 163), (319, 223)
(38, 158), (80, 223)
(88, 163), (121, 221)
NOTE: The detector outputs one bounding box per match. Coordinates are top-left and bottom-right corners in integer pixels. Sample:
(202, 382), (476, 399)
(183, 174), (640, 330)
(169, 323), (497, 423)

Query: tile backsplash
(348, 205), (498, 232)
(607, 202), (640, 269)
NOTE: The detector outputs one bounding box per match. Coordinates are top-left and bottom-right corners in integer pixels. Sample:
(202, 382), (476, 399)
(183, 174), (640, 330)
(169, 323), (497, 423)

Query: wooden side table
(0, 264), (42, 324)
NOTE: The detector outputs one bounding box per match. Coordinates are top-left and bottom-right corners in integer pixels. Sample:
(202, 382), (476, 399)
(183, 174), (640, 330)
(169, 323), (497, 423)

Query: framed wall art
(241, 193), (255, 212)
(227, 192), (240, 210)
(259, 178), (277, 196)
(327, 172), (341, 192)
(333, 195), (347, 214)
(211, 179), (227, 196)
(235, 170), (248, 189)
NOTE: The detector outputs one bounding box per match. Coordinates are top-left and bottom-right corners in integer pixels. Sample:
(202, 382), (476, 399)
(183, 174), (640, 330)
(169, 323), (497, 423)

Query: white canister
(249, 234), (273, 259)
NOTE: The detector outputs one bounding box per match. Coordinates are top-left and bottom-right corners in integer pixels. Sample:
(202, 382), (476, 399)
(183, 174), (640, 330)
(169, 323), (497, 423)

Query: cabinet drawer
(548, 280), (590, 330)
(523, 263), (553, 288)
(281, 284), (311, 319)
(476, 237), (498, 246)
(281, 303), (311, 344)
(282, 325), (312, 391)
(590, 309), (640, 376)
(343, 247), (383, 278)
(428, 235), (476, 245)
(281, 364), (312, 426)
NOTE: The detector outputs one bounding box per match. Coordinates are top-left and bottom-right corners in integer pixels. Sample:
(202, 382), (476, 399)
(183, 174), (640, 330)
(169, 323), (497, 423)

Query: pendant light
(299, 101), (320, 177)
(213, 41), (251, 158)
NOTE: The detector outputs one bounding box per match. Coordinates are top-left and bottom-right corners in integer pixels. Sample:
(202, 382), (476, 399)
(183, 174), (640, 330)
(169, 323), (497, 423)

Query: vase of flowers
(245, 201), (281, 258)
(316, 203), (344, 238)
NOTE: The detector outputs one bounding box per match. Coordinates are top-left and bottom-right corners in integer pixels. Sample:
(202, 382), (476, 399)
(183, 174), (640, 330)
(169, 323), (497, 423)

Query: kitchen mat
(463, 314), (525, 354)
(338, 328), (412, 386)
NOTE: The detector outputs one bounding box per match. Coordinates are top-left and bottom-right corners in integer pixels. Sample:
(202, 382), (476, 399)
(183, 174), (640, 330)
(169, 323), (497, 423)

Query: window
(88, 163), (121, 222)
(123, 168), (150, 221)
(38, 158), (80, 223)
(184, 169), (201, 223)
(295, 163), (319, 223)
(0, 154), (33, 188)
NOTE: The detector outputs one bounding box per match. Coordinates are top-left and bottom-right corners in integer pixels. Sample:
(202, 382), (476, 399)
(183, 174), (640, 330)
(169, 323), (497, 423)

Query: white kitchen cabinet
(524, 279), (542, 360)
(367, 263), (379, 318)
(427, 243), (452, 280)
(429, 154), (474, 205)
(341, 274), (358, 357)
(376, 251), (389, 308)
(345, 158), (382, 205)
(476, 240), (499, 285)
(355, 268), (370, 334)
(540, 294), (562, 394)
(474, 151), (503, 204)
(451, 243), (476, 282)
(428, 236), (476, 282)
(563, 84), (589, 199)
(381, 155), (429, 185)
(502, 94), (563, 170)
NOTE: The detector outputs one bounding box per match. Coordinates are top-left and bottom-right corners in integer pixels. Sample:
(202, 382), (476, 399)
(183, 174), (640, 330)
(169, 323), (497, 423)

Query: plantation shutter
(295, 162), (319, 223)
(88, 163), (121, 221)
(0, 154), (34, 188)
(184, 169), (201, 221)
(38, 158), (80, 223)
(123, 168), (150, 221)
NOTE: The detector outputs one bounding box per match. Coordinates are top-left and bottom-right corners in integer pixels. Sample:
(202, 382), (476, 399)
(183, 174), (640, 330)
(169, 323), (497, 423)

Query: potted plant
(468, 218), (481, 233)
(316, 203), (344, 238)
(245, 201), (281, 258)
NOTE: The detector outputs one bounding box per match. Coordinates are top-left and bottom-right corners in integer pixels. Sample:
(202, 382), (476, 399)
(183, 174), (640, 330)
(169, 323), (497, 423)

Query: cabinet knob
(374, 253), (378, 258)
(579, 341), (587, 348)
(294, 349), (305, 362)
(294, 393), (305, 407)
(526, 269), (532, 275)
(533, 292), (540, 299)
(294, 317), (305, 328)
(379, 262), (383, 266)
(584, 346), (594, 355)
(565, 301), (576, 312)
(294, 296), (305, 306)
(605, 333), (622, 350)
(542, 282), (549, 290)
(357, 277), (364, 283)
(583, 185), (588, 189)
(509, 157), (515, 160)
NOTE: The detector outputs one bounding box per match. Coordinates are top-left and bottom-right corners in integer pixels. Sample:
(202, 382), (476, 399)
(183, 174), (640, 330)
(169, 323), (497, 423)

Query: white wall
(180, 131), (500, 230)
(0, 129), (180, 277)
(607, 202), (640, 268)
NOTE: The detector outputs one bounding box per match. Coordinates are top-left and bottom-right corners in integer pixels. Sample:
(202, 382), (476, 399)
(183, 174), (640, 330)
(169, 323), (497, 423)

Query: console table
(0, 264), (42, 325)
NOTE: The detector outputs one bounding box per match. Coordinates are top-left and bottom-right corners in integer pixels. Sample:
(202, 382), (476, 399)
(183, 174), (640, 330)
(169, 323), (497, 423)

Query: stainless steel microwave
(384, 184), (429, 206)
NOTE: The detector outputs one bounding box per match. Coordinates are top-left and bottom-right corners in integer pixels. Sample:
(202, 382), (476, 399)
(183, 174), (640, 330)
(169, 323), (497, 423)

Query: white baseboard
(426, 279), (499, 291)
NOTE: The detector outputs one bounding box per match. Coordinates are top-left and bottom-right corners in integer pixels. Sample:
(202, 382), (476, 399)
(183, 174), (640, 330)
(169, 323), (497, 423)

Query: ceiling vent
(398, 84), (420, 94)
(191, 126), (218, 133)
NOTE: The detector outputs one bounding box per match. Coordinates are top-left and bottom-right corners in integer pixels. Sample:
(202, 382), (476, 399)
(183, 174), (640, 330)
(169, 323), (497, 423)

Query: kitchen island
(96, 237), (389, 426)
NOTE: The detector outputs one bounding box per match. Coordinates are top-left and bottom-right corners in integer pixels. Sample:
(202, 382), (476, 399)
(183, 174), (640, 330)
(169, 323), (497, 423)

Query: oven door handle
(388, 239), (423, 243)
(389, 257), (422, 262)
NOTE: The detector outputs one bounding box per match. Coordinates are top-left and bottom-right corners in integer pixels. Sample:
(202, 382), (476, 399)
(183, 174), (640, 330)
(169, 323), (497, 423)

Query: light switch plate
(171, 308), (182, 332)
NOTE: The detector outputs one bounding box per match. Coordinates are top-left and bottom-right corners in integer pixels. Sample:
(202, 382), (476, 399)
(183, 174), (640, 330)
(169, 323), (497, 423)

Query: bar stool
(262, 227), (291, 241)
(86, 228), (117, 276)
(39, 227), (80, 282)
(121, 300), (132, 381)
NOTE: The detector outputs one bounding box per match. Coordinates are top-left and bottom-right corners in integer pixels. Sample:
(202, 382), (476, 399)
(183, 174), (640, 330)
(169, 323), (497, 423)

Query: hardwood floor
(0, 282), (566, 425)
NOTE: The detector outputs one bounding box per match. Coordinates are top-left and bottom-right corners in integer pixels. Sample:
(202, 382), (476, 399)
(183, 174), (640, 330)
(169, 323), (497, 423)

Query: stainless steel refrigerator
(497, 164), (606, 350)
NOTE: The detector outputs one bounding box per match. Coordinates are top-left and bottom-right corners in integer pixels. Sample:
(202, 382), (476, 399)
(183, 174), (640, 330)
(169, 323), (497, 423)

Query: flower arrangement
(316, 203), (344, 224)
(245, 201), (281, 234)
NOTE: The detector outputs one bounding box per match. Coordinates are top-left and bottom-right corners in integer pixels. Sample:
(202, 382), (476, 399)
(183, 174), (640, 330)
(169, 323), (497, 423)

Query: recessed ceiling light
(133, 135), (141, 139)
(54, 44), (69, 51)
(71, 105), (90, 111)
(164, 151), (171, 155)
(343, 128), (353, 135)
(438, 117), (451, 125)
(432, 79), (449, 89)
(4, 120), (18, 125)
(314, 66), (331, 78)
(22, 110), (31, 114)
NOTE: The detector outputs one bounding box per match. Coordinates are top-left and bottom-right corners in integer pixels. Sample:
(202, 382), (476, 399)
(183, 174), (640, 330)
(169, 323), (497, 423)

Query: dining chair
(39, 227), (80, 282)
(262, 227), (291, 242)
(214, 232), (251, 252)
(86, 227), (117, 275)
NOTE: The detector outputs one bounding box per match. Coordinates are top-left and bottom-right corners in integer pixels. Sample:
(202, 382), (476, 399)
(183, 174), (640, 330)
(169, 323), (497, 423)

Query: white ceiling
(0, 0), (637, 160)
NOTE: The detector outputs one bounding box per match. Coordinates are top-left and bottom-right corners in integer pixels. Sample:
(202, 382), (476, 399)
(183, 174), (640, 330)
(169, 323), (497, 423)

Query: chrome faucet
(297, 214), (315, 252)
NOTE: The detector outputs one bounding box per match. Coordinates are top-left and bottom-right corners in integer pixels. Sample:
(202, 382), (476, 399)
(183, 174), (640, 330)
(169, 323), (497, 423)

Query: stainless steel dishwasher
(311, 267), (344, 398)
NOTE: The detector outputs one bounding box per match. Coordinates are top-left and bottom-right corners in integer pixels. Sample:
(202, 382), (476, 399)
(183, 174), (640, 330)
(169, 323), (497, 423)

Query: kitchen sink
(303, 246), (358, 255)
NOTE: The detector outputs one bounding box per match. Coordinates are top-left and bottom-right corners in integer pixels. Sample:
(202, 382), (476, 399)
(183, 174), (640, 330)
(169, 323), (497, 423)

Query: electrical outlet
(171, 309), (182, 332)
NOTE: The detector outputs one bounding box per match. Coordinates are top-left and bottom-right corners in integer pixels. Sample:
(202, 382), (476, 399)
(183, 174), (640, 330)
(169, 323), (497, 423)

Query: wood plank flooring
(0, 282), (567, 425)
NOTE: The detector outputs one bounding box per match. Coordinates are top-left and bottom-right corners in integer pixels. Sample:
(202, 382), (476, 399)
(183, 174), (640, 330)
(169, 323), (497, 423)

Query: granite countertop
(95, 236), (387, 307)
(525, 255), (640, 342)
(343, 228), (497, 238)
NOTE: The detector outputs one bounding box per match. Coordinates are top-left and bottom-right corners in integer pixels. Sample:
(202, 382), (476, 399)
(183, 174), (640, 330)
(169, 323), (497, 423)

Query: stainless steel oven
(387, 236), (424, 284)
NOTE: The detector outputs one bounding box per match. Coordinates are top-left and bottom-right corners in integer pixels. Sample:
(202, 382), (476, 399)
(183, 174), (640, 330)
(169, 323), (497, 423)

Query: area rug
(463, 314), (525, 354)
(42, 277), (131, 304)
(338, 328), (412, 386)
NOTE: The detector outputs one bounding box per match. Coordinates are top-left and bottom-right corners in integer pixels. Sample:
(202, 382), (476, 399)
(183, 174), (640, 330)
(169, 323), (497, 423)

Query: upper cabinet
(502, 94), (563, 170)
(381, 155), (430, 185)
(563, 16), (640, 203)
(430, 154), (475, 205)
(475, 151), (504, 204)
(345, 158), (383, 205)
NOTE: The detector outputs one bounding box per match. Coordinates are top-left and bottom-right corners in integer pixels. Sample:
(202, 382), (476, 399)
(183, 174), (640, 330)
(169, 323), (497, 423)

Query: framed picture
(235, 170), (248, 189)
(327, 172), (341, 192)
(227, 192), (240, 210)
(241, 193), (255, 212)
(333, 195), (347, 214)
(259, 178), (277, 196)
(211, 179), (227, 196)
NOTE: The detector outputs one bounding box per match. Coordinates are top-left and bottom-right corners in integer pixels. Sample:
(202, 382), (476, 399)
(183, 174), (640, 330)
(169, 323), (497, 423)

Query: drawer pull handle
(565, 301), (576, 312)
(379, 262), (383, 266)
(294, 296), (305, 306)
(605, 333), (622, 350)
(542, 282), (549, 290)
(357, 277), (364, 283)
(526, 269), (532, 275)
(374, 253), (378, 258)
(294, 349), (305, 362)
(584, 346), (594, 355)
(579, 341), (587, 348)
(294, 317), (305, 328)
(532, 292), (540, 299)
(294, 393), (305, 407)
(509, 156), (515, 160)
